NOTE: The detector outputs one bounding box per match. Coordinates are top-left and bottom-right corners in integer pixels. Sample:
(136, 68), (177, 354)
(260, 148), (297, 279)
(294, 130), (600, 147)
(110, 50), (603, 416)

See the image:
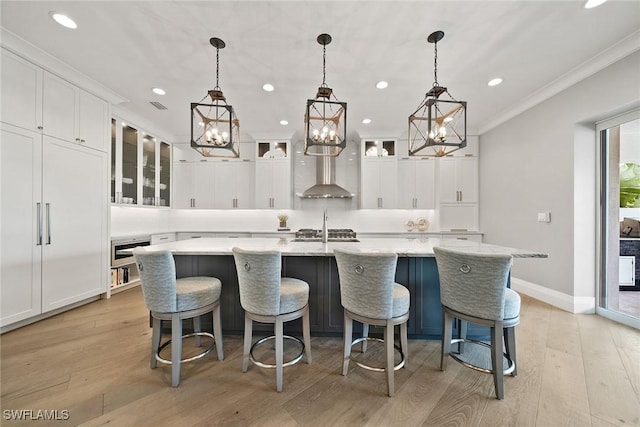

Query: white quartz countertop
(132, 237), (547, 258)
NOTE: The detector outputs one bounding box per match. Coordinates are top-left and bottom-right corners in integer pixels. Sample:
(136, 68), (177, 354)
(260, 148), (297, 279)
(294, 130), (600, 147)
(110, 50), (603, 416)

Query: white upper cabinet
(360, 139), (398, 209)
(438, 156), (478, 203)
(213, 159), (255, 209)
(172, 142), (254, 209)
(1, 48), (42, 132)
(255, 158), (291, 209)
(42, 72), (109, 152)
(398, 157), (436, 209)
(255, 141), (291, 209)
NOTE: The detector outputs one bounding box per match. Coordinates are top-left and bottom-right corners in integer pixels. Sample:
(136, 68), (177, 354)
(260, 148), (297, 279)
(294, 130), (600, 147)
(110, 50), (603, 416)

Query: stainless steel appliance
(111, 236), (151, 267)
(293, 228), (359, 242)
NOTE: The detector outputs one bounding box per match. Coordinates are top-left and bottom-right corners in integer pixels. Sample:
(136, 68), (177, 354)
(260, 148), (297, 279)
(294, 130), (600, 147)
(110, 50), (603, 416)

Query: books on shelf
(110, 266), (130, 288)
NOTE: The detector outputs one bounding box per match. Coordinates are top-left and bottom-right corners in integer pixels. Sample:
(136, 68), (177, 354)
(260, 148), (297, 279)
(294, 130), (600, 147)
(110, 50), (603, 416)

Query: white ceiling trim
(0, 27), (127, 105)
(479, 29), (640, 135)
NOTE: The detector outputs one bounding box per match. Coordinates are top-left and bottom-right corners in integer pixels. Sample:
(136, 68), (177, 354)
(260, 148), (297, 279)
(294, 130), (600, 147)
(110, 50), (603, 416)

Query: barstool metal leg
(171, 314), (182, 387)
(342, 313), (353, 376)
(213, 304), (224, 360)
(504, 326), (517, 376)
(400, 322), (408, 369)
(242, 315), (252, 372)
(302, 307), (312, 364)
(275, 318), (284, 392)
(491, 323), (504, 400)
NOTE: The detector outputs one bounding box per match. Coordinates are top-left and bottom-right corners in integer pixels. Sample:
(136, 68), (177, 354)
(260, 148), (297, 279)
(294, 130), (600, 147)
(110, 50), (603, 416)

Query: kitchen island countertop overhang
(132, 237), (548, 258)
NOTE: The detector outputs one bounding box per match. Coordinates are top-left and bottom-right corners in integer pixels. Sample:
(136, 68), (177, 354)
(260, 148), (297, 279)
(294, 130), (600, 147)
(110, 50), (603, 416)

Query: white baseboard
(511, 277), (596, 314)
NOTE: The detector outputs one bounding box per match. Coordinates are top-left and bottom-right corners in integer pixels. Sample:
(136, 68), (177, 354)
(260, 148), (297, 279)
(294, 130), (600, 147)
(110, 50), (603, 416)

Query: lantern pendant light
(304, 33), (347, 157)
(409, 31), (467, 157)
(191, 37), (240, 158)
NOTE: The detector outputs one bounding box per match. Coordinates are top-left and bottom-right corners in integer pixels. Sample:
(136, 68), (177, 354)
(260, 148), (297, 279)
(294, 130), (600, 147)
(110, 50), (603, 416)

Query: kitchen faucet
(322, 208), (328, 243)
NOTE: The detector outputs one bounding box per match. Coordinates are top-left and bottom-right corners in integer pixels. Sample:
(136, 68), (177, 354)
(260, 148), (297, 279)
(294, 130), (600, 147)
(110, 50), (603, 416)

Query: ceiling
(1, 1), (639, 143)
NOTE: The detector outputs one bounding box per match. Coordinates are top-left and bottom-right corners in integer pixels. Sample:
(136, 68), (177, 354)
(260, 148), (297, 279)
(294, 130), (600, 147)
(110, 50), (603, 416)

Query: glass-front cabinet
(111, 118), (170, 207)
(142, 133), (156, 206)
(121, 124), (138, 204)
(159, 142), (171, 206)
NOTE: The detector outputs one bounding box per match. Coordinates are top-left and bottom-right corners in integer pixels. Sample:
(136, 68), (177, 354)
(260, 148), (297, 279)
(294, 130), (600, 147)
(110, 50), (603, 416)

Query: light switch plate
(537, 212), (551, 222)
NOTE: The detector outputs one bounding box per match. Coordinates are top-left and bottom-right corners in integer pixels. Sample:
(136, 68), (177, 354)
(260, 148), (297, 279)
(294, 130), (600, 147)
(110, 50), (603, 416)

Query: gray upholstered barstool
(334, 249), (410, 397)
(433, 246), (519, 400)
(133, 250), (224, 387)
(232, 247), (312, 392)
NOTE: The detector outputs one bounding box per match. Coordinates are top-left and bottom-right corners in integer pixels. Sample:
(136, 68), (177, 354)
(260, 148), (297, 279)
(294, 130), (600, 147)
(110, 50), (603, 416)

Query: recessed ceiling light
(584, 0), (607, 9)
(488, 78), (503, 87)
(375, 81), (388, 89)
(362, 118), (372, 124)
(49, 12), (77, 29)
(152, 87), (166, 95)
(280, 120), (288, 126)
(263, 83), (275, 92)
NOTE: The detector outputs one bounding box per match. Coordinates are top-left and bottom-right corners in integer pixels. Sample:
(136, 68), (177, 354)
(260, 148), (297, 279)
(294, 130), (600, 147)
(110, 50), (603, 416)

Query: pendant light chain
(215, 46), (220, 90)
(433, 40), (439, 88)
(322, 43), (327, 87)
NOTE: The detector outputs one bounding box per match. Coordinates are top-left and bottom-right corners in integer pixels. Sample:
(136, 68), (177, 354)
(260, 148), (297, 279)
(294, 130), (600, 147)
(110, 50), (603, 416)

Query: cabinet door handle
(80, 139), (86, 144)
(37, 202), (42, 246)
(75, 138), (81, 143)
(46, 203), (51, 245)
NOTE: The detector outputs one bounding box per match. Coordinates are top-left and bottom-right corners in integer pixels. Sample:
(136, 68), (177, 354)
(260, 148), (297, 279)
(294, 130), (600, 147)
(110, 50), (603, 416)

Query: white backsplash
(111, 206), (438, 236)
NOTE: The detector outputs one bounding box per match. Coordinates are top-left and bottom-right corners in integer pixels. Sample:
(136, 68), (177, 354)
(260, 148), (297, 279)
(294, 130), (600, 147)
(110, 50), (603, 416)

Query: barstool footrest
(249, 335), (305, 369)
(449, 338), (515, 375)
(156, 332), (216, 365)
(350, 337), (405, 372)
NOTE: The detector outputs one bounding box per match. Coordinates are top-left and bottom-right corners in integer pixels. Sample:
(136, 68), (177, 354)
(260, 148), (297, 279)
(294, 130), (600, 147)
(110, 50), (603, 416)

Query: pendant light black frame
(409, 31), (467, 157)
(191, 37), (240, 158)
(304, 33), (347, 157)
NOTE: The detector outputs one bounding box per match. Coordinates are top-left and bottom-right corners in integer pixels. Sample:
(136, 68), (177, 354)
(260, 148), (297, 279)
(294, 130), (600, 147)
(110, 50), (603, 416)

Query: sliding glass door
(597, 110), (640, 328)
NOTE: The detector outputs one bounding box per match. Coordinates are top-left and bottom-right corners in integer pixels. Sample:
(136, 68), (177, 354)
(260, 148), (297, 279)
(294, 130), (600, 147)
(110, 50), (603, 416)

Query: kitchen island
(137, 237), (547, 338)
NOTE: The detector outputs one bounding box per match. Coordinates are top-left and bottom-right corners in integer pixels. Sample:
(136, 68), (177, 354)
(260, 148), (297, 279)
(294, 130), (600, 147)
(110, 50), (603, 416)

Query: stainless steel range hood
(300, 155), (353, 199)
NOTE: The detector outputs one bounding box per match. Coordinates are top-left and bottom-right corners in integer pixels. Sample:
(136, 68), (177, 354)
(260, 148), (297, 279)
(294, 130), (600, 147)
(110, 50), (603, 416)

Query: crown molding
(0, 26), (127, 105)
(479, 29), (640, 135)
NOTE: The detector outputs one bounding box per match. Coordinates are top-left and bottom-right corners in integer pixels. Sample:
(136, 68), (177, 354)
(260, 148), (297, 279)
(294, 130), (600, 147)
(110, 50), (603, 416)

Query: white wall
(479, 51), (640, 305)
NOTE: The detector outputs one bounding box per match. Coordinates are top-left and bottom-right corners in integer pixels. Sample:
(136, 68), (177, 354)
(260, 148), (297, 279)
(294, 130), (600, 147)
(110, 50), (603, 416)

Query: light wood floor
(1, 287), (639, 427)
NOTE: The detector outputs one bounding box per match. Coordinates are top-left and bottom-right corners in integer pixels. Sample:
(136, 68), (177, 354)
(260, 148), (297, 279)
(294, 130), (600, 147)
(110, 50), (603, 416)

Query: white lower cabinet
(619, 256), (635, 286)
(1, 124), (108, 328)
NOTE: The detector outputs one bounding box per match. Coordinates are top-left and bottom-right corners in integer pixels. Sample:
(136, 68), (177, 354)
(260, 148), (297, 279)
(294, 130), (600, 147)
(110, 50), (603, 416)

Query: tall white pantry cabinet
(1, 48), (109, 329)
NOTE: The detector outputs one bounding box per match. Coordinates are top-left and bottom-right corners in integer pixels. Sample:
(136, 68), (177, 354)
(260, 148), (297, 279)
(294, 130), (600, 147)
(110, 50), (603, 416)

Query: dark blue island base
(173, 254), (490, 339)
